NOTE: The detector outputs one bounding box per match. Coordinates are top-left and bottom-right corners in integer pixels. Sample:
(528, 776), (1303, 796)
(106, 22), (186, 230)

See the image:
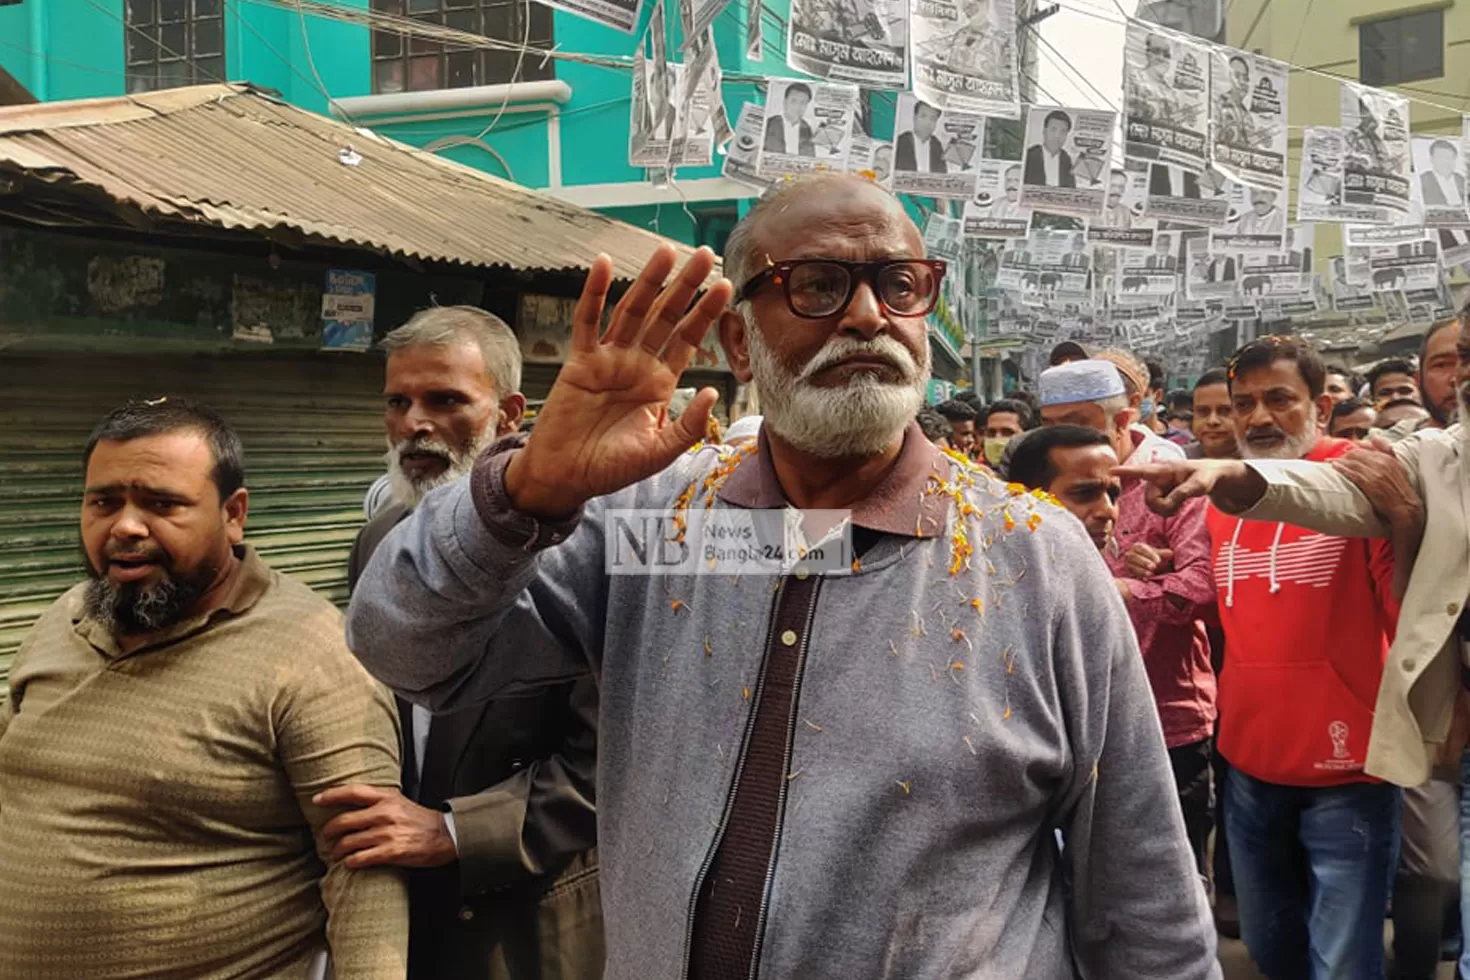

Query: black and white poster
(628, 3), (674, 168)
(1018, 105), (1113, 219)
(995, 230), (1091, 300)
(722, 102), (773, 191)
(922, 212), (965, 261)
(963, 159), (1030, 239)
(1185, 237), (1239, 300)
(1329, 255), (1377, 312)
(1367, 238), (1440, 292)
(1212, 182), (1285, 252)
(677, 0), (734, 49)
(746, 0), (762, 58)
(1124, 23), (1210, 174)
(787, 0), (908, 89)
(1296, 126), (1383, 223)
(541, 0), (643, 33)
(757, 79), (859, 178)
(845, 132), (895, 189)
(910, 0), (1020, 117)
(1115, 232), (1183, 300)
(1143, 162), (1232, 227)
(891, 94), (984, 199)
(1209, 48), (1287, 191)
(1341, 82), (1411, 219)
(1410, 133), (1470, 227)
(1438, 228), (1470, 268)
(674, 29), (730, 165)
(1088, 162), (1155, 249)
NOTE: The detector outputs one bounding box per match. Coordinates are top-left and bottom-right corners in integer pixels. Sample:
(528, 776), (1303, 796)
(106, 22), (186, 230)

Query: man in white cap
(1038, 360), (1217, 881)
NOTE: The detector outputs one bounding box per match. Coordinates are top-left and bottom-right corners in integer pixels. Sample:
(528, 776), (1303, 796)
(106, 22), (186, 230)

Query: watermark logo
(605, 508), (854, 576)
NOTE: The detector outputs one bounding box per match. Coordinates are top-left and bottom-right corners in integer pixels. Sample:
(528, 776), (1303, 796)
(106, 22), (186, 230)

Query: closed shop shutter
(0, 353), (387, 683)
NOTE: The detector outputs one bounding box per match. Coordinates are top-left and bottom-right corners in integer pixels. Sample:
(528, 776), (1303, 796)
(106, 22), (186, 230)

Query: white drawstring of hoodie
(1224, 518), (1286, 608)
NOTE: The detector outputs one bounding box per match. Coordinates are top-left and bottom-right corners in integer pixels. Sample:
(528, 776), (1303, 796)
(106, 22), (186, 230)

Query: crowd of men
(1, 171), (1467, 979)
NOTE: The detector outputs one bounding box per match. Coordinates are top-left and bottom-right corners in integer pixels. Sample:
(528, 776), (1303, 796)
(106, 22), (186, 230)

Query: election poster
(1124, 23), (1210, 174)
(1088, 162), (1156, 249)
(673, 29), (730, 165)
(1238, 246), (1308, 300)
(910, 0), (1020, 117)
(677, 0), (733, 48)
(787, 0), (908, 89)
(1411, 133), (1470, 228)
(757, 79), (859, 178)
(1366, 238), (1441, 292)
(1116, 231), (1183, 299)
(722, 102), (774, 191)
(891, 94), (985, 199)
(1341, 82), (1411, 219)
(627, 6), (675, 168)
(746, 0), (762, 58)
(963, 159), (1030, 240)
(995, 230), (1091, 301)
(1295, 127), (1385, 224)
(1329, 255), (1377, 312)
(1144, 162), (1232, 227)
(1018, 105), (1113, 219)
(922, 212), (965, 262)
(1184, 237), (1239, 300)
(540, 0), (642, 33)
(1435, 228), (1470, 268)
(1212, 182), (1285, 252)
(1209, 48), (1287, 191)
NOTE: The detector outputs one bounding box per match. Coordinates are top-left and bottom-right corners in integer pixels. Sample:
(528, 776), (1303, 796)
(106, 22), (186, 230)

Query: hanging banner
(677, 0), (733, 49)
(672, 29), (729, 165)
(1341, 82), (1411, 219)
(786, 0), (908, 89)
(1088, 162), (1155, 249)
(1124, 23), (1210, 175)
(1296, 127), (1380, 223)
(995, 230), (1090, 300)
(1143, 162), (1232, 226)
(843, 131), (895, 188)
(922, 212), (964, 261)
(1411, 133), (1470, 228)
(1367, 238), (1441, 292)
(1116, 231), (1182, 299)
(964, 159), (1031, 240)
(756, 79), (859, 179)
(1018, 105), (1113, 219)
(891, 94), (984, 199)
(1209, 48), (1287, 191)
(745, 0), (762, 58)
(1329, 255), (1377, 312)
(1184, 237), (1239, 300)
(910, 0), (1019, 117)
(628, 6), (675, 168)
(1212, 182), (1285, 252)
(1438, 228), (1470, 267)
(541, 0), (642, 33)
(722, 102), (774, 191)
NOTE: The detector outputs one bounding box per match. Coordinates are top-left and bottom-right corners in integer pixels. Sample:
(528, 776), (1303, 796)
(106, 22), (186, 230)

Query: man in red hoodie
(1121, 336), (1402, 980)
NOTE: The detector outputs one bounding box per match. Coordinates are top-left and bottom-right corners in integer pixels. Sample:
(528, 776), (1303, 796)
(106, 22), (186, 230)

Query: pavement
(1217, 929), (1458, 978)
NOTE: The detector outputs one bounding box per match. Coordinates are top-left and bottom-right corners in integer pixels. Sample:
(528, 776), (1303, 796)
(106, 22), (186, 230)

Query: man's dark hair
(1378, 397), (1423, 413)
(84, 397), (245, 499)
(917, 408), (953, 443)
(1008, 389), (1042, 415)
(953, 389), (984, 407)
(1330, 397), (1373, 424)
(1194, 367), (1229, 391)
(1165, 388), (1193, 413)
(1145, 359), (1166, 394)
(1228, 54), (1248, 71)
(1365, 358), (1416, 391)
(1431, 139), (1457, 157)
(785, 82), (813, 102)
(983, 398), (1035, 430)
(1323, 362), (1365, 393)
(1228, 336), (1327, 398)
(935, 399), (978, 423)
(1043, 110), (1072, 132)
(1008, 425), (1111, 490)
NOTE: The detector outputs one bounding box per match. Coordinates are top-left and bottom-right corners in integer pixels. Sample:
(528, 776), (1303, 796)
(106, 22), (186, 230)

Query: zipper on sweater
(743, 580), (822, 980)
(679, 578), (789, 979)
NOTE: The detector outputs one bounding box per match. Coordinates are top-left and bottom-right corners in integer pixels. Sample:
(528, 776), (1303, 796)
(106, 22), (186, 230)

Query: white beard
(385, 424), (498, 509)
(1240, 405), (1320, 460)
(744, 309), (929, 458)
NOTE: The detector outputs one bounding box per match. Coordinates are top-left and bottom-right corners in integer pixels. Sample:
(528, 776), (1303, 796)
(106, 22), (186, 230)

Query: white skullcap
(1039, 360), (1126, 407)
(725, 415), (763, 442)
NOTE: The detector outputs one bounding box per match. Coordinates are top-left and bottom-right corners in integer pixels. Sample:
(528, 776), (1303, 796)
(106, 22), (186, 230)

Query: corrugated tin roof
(0, 83), (710, 280)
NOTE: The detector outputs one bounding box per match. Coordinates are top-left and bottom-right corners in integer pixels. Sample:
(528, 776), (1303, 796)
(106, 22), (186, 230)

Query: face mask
(983, 437), (1008, 466)
(1138, 397), (1155, 421)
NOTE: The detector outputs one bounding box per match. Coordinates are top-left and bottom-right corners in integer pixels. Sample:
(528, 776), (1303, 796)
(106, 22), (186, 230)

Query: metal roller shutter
(0, 352), (387, 682)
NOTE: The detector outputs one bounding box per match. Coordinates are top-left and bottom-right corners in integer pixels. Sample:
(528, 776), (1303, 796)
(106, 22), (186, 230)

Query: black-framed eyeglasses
(737, 258), (947, 319)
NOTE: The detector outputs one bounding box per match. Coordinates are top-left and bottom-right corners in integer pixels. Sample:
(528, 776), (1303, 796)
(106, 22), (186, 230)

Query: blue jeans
(1226, 768), (1402, 980)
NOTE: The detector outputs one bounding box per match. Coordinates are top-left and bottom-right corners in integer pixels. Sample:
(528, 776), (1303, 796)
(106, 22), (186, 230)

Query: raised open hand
(504, 245), (734, 519)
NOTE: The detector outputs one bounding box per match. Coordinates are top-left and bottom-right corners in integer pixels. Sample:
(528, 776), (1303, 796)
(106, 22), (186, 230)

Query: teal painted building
(0, 0), (978, 386)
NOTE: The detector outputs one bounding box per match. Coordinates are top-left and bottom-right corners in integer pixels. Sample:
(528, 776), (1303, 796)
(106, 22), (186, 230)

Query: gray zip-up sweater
(347, 427), (1219, 980)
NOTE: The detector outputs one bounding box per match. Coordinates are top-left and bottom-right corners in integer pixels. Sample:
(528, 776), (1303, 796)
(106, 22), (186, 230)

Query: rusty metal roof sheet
(0, 83), (711, 280)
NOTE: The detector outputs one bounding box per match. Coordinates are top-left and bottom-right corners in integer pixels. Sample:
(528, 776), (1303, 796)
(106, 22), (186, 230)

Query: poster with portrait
(994, 229), (1091, 300)
(722, 102), (774, 191)
(787, 0), (907, 89)
(1411, 133), (1470, 227)
(1211, 181), (1285, 252)
(1366, 238), (1440, 292)
(1115, 231), (1182, 299)
(1329, 255), (1377, 312)
(1184, 237), (1239, 300)
(1087, 162), (1155, 249)
(1435, 228), (1470, 268)
(1209, 48), (1287, 191)
(922, 212), (965, 262)
(891, 94), (985, 198)
(1123, 23), (1210, 175)
(1295, 127), (1381, 223)
(627, 7), (675, 168)
(1017, 105), (1113, 219)
(1341, 82), (1411, 219)
(1143, 162), (1232, 227)
(756, 79), (859, 178)
(540, 0), (642, 33)
(910, 0), (1019, 117)
(963, 159), (1030, 239)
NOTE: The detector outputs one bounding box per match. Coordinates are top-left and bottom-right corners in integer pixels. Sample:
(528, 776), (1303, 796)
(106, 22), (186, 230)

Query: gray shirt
(346, 425), (1219, 979)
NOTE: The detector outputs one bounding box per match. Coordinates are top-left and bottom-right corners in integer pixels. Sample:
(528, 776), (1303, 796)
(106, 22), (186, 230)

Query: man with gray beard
(335, 307), (603, 980)
(346, 174), (1219, 979)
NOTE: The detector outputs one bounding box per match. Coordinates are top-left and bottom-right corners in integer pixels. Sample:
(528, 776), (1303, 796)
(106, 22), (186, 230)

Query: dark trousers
(1213, 742), (1234, 897)
(1170, 737), (1213, 878)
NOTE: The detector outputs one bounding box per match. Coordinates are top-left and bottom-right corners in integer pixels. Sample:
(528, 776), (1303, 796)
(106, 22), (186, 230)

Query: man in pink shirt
(1038, 360), (1219, 876)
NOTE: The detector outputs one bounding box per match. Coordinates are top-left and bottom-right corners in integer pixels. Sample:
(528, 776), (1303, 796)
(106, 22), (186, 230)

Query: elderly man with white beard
(346, 174), (1220, 980)
(335, 306), (603, 980)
